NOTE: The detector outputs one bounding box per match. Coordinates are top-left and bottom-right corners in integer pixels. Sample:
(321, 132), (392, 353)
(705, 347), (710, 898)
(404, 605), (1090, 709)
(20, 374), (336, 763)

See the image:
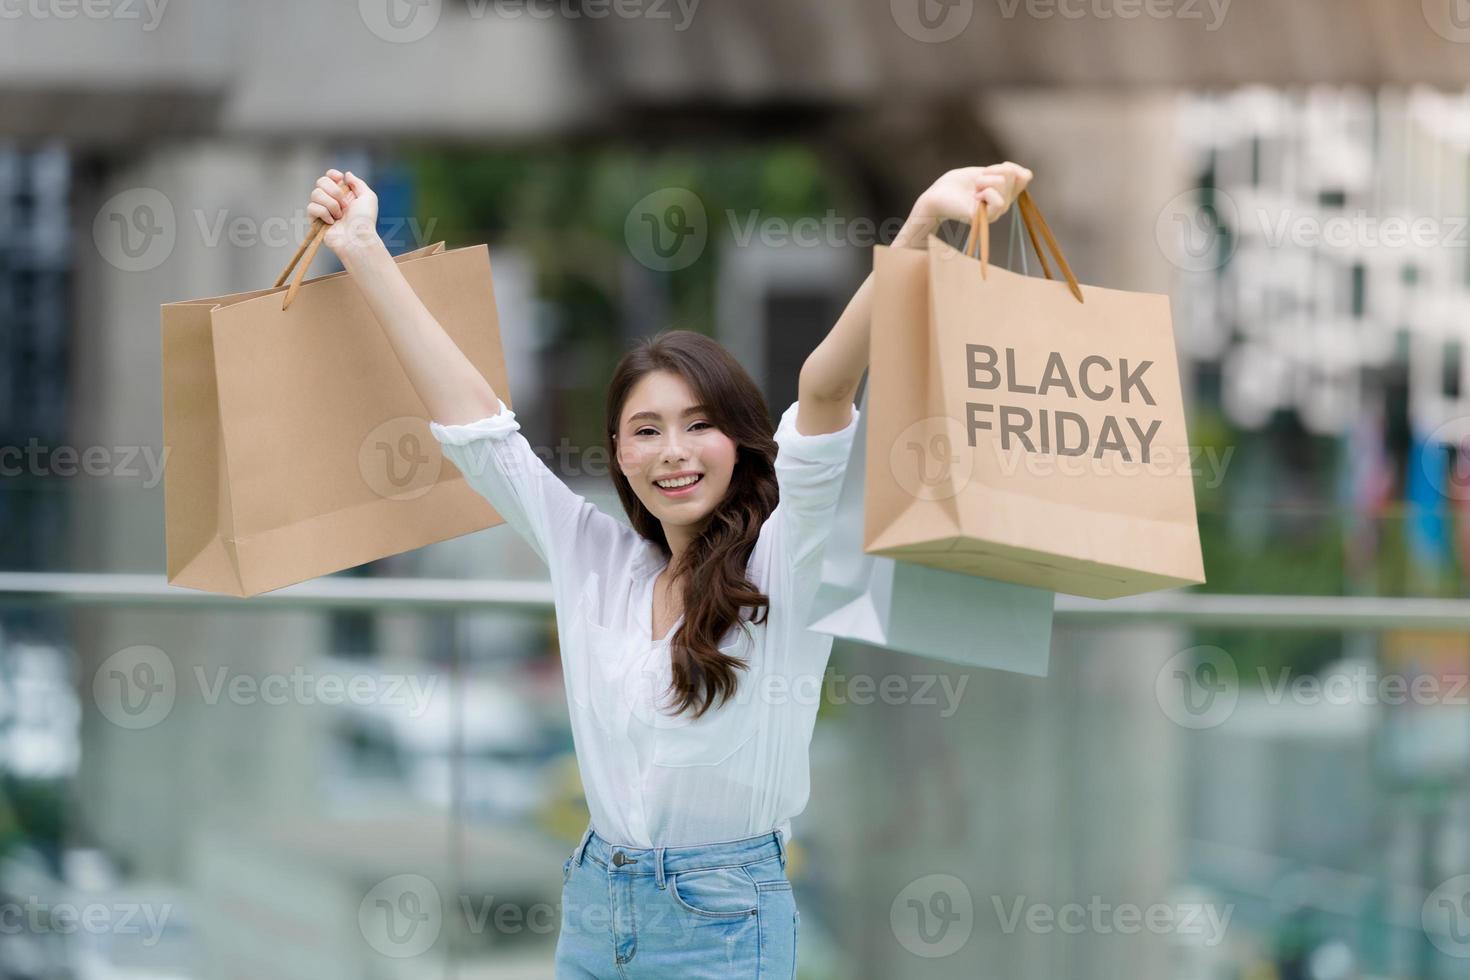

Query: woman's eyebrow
(626, 405), (710, 424)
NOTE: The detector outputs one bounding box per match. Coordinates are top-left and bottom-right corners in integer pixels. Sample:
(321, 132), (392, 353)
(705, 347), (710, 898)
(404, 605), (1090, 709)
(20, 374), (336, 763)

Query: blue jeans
(555, 825), (799, 979)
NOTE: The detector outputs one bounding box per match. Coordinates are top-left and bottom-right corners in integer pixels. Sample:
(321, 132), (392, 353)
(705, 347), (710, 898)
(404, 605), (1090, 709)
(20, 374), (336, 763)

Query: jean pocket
(562, 854), (574, 885)
(668, 865), (760, 918)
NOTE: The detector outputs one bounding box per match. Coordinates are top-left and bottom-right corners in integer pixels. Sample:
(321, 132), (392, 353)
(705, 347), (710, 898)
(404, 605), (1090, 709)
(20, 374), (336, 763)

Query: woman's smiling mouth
(654, 473), (703, 496)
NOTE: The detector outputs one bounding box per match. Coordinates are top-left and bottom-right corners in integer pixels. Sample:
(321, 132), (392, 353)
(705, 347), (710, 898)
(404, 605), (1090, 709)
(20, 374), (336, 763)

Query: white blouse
(428, 395), (860, 848)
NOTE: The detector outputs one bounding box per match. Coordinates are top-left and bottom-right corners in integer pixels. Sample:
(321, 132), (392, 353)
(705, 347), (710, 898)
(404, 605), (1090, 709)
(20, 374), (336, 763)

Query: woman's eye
(635, 422), (710, 436)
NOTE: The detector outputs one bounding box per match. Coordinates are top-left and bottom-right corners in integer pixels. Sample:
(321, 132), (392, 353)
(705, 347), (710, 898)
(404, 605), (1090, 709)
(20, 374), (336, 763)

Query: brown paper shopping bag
(866, 189), (1206, 599)
(162, 226), (510, 597)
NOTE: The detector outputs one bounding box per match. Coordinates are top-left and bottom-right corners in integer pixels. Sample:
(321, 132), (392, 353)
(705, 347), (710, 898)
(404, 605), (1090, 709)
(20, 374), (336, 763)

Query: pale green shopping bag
(804, 382), (1055, 676)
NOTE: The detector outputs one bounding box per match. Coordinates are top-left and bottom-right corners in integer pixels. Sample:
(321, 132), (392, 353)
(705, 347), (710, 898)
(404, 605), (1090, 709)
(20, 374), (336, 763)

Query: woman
(305, 160), (1032, 978)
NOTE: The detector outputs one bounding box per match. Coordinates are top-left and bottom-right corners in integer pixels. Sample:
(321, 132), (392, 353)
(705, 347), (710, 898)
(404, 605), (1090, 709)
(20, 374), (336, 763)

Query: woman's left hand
(897, 163), (1034, 248)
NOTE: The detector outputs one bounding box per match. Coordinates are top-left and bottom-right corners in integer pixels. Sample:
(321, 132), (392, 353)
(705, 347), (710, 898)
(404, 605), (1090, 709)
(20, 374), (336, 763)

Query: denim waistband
(571, 826), (786, 889)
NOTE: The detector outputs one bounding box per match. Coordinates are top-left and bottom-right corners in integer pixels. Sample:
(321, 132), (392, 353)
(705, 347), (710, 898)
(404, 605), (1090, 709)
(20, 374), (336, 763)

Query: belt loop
(655, 846), (667, 889)
(574, 825), (595, 867)
(772, 829), (786, 870)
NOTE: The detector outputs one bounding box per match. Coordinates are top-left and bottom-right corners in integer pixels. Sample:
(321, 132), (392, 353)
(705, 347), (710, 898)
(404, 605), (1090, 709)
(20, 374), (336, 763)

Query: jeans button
(613, 851), (632, 866)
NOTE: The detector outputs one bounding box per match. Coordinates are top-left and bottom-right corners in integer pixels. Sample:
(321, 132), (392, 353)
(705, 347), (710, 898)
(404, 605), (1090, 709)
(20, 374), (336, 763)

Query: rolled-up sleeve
(771, 399), (860, 570)
(429, 398), (627, 573)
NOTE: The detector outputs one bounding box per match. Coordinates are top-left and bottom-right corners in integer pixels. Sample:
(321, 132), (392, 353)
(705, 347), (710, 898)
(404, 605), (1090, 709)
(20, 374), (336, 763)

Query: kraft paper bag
(805, 384), (1055, 676)
(866, 190), (1206, 599)
(161, 234), (510, 597)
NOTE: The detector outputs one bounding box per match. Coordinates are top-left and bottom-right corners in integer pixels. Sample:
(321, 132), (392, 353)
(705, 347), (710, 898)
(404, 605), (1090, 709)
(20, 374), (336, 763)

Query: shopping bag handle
(273, 179), (349, 311)
(962, 188), (1084, 304)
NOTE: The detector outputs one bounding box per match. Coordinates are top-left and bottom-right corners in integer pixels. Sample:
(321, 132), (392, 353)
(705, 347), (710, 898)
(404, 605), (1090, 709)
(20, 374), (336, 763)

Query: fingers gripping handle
(275, 178), (351, 311)
(963, 188), (1084, 305)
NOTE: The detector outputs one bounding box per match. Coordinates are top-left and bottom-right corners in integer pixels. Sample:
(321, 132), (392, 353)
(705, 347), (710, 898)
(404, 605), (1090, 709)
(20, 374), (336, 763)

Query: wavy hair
(605, 330), (779, 719)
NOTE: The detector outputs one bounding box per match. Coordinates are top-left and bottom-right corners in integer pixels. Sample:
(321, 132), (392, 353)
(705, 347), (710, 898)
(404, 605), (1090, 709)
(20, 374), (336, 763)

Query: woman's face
(615, 370), (738, 531)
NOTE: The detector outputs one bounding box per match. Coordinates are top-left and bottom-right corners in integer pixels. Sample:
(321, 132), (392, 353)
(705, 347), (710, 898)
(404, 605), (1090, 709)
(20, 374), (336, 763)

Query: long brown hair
(605, 330), (779, 719)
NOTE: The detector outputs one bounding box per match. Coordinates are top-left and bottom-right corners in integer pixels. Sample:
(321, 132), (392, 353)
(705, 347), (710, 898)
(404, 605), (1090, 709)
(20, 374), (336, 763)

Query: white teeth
(656, 474), (701, 489)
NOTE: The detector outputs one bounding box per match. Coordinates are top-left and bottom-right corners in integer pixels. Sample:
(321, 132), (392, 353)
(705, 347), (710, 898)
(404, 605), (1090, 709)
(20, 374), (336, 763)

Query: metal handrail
(1, 572), (1467, 629)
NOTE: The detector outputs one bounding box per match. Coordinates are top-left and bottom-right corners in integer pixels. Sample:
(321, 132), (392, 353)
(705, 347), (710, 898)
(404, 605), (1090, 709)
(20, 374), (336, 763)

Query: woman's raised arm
(307, 168), (502, 427)
(795, 163), (1033, 437)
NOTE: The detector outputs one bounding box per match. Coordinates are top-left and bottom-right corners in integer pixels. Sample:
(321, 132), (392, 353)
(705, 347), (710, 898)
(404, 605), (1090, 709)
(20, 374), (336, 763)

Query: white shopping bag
(804, 384), (1055, 676)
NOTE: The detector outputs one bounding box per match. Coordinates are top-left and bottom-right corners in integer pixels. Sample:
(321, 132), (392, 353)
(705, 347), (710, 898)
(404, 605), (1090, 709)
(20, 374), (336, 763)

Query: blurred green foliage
(408, 143), (843, 450)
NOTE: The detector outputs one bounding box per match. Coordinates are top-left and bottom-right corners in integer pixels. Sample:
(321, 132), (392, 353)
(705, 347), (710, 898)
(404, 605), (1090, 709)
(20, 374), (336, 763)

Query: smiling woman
(304, 160), (1033, 979)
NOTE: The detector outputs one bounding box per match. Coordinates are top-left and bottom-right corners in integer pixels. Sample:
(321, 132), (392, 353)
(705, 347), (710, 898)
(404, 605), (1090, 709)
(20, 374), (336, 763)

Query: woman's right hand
(306, 168), (380, 257)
